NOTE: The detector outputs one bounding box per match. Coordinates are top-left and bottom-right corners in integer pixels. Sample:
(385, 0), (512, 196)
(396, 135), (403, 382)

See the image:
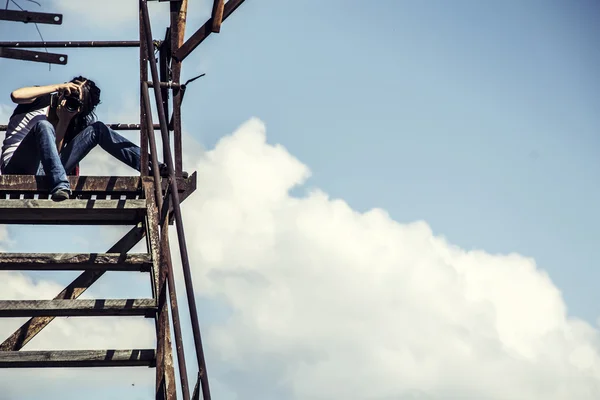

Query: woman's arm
(10, 82), (81, 104)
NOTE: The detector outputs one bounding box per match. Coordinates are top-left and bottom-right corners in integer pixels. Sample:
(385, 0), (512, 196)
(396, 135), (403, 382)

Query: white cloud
(2, 115), (600, 399)
(174, 118), (600, 399)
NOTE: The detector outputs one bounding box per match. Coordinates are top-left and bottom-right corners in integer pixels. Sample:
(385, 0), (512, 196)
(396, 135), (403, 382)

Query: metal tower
(0, 1), (246, 399)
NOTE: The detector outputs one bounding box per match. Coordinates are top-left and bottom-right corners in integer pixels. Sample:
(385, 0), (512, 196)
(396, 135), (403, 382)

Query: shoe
(51, 188), (70, 201)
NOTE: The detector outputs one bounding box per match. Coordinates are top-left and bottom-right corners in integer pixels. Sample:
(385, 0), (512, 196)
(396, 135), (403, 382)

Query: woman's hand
(56, 98), (78, 124)
(55, 82), (81, 97)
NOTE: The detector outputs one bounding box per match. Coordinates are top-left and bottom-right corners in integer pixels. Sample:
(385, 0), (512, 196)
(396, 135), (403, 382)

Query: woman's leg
(60, 121), (142, 173)
(2, 120), (70, 194)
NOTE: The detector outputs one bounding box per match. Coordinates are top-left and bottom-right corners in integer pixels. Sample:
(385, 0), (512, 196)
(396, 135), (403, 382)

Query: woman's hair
(65, 75), (102, 144)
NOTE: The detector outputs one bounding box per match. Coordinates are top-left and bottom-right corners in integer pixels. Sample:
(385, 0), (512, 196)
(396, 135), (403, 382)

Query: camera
(63, 94), (83, 112)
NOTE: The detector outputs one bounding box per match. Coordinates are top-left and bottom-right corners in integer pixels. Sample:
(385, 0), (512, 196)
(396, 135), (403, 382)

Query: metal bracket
(0, 9), (62, 25)
(0, 48), (67, 65)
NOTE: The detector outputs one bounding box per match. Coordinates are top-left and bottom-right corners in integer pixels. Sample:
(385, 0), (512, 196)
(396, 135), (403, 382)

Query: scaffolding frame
(0, 1), (247, 399)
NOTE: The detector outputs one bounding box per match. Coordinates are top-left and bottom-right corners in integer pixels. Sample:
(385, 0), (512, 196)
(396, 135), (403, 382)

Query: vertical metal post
(140, 7), (149, 176)
(159, 31), (171, 163)
(170, 0), (188, 177)
(141, 1), (212, 399)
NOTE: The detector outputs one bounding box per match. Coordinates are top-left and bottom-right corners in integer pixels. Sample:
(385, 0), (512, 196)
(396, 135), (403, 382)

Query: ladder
(0, 173), (196, 398)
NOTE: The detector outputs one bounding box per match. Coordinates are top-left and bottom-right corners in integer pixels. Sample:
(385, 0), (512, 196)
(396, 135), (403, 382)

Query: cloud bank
(0, 117), (599, 399)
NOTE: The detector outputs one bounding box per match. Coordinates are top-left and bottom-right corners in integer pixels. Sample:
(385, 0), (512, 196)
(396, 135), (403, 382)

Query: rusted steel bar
(147, 81), (182, 89)
(143, 78), (192, 400)
(170, 0), (188, 176)
(0, 48), (67, 65)
(142, 25), (189, 398)
(173, 0), (245, 62)
(211, 0), (225, 33)
(142, 2), (212, 399)
(159, 33), (171, 166)
(0, 123), (159, 131)
(140, 9), (150, 177)
(0, 41), (141, 48)
(0, 9), (62, 25)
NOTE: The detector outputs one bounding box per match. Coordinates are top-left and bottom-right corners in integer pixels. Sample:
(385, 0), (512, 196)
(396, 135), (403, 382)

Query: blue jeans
(1, 120), (142, 193)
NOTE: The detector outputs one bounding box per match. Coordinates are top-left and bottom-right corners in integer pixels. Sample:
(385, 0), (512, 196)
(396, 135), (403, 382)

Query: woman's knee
(32, 120), (56, 137)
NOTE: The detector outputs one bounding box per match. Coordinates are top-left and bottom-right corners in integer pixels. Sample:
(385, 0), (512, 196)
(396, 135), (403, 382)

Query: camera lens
(64, 96), (82, 112)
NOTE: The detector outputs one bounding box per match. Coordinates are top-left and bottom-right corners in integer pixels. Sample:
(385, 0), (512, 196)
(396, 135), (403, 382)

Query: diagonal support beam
(172, 0), (245, 62)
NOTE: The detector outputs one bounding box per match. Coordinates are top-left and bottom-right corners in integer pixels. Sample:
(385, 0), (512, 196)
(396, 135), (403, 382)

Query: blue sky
(1, 1), (600, 399)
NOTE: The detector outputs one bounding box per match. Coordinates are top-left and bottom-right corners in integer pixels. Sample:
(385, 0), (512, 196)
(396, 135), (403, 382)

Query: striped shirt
(1, 94), (51, 168)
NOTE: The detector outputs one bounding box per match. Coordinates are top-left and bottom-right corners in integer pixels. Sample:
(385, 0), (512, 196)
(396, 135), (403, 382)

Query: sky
(0, 0), (600, 399)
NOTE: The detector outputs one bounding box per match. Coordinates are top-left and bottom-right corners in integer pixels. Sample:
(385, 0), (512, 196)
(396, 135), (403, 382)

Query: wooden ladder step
(0, 199), (147, 225)
(0, 349), (156, 368)
(0, 253), (152, 271)
(0, 299), (157, 317)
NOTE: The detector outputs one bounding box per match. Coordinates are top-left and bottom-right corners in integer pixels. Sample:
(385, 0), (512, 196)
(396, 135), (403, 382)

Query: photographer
(1, 76), (164, 201)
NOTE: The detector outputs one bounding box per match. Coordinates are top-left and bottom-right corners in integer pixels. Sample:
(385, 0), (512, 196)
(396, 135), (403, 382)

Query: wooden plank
(173, 0), (245, 61)
(0, 253), (151, 271)
(0, 224), (147, 351)
(0, 175), (195, 194)
(143, 178), (179, 400)
(0, 350), (156, 368)
(0, 299), (157, 317)
(0, 199), (146, 225)
(0, 176), (197, 351)
(211, 0), (225, 33)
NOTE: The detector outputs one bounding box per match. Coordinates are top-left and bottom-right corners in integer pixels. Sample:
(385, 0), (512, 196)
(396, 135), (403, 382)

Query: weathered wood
(144, 178), (179, 400)
(211, 0), (225, 33)
(0, 199), (146, 225)
(0, 253), (151, 271)
(0, 175), (197, 351)
(0, 175), (195, 195)
(0, 350), (156, 368)
(0, 224), (146, 351)
(0, 299), (157, 317)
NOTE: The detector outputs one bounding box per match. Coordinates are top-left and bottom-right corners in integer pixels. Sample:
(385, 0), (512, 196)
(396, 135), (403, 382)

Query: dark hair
(64, 76), (102, 144)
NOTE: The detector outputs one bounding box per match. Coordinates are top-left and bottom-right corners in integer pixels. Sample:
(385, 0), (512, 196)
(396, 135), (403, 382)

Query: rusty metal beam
(140, 6), (150, 178)
(0, 40), (141, 48)
(142, 2), (212, 399)
(211, 0), (225, 33)
(0, 48), (67, 65)
(0, 9), (62, 25)
(173, 0), (245, 62)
